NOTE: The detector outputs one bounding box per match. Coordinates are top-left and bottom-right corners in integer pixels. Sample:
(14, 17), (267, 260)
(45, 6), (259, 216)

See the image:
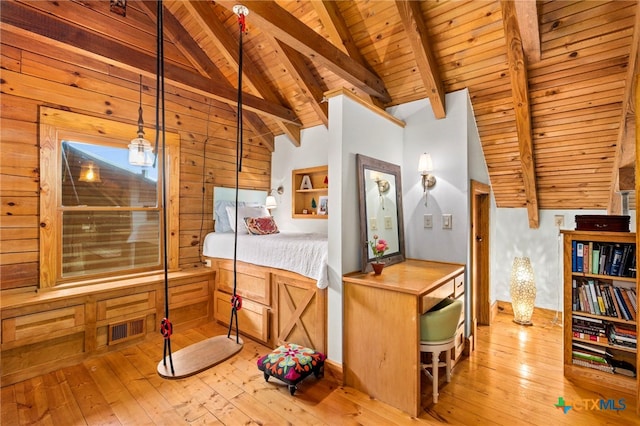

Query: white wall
(390, 91), (471, 264)
(492, 208), (637, 312)
(270, 126), (329, 234)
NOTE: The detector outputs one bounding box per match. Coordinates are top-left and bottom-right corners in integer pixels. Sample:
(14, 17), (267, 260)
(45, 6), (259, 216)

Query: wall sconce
(510, 257), (536, 325)
(79, 161), (101, 183)
(128, 75), (154, 166)
(265, 186), (284, 210)
(418, 153), (436, 191)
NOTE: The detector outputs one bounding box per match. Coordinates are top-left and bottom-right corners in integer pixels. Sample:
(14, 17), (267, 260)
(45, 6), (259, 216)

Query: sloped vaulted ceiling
(1, 0), (638, 228)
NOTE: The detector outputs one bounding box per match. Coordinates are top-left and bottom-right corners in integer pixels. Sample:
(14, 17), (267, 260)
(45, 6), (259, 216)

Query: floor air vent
(108, 318), (145, 345)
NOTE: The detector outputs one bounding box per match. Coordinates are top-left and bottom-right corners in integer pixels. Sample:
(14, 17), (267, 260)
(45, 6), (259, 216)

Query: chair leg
(432, 350), (440, 403)
(445, 348), (452, 382)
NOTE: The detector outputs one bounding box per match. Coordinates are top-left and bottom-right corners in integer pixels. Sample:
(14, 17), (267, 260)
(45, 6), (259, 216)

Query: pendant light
(128, 75), (153, 166)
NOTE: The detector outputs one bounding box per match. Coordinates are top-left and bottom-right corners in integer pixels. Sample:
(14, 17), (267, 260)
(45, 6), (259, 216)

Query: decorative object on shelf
(128, 74), (154, 166)
(78, 161), (101, 183)
(369, 234), (389, 275)
(311, 197), (317, 209)
(300, 175), (313, 190)
(418, 153), (436, 206)
(510, 256), (536, 325)
(317, 195), (328, 215)
(265, 186), (283, 210)
(323, 175), (328, 187)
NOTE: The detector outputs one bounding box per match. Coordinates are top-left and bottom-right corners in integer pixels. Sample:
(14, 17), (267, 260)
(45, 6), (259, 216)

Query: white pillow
(226, 205), (270, 233)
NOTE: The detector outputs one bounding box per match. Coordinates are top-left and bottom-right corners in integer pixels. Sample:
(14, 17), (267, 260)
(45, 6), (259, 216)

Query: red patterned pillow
(244, 216), (279, 235)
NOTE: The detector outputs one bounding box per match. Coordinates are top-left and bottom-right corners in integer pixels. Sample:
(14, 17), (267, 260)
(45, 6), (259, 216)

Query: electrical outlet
(442, 214), (452, 229)
(554, 215), (565, 227)
(204, 259), (212, 267)
(423, 214), (433, 228)
(369, 217), (378, 230)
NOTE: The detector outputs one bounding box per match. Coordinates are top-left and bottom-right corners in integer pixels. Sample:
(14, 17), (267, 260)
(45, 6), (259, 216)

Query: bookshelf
(562, 230), (637, 396)
(291, 165), (328, 219)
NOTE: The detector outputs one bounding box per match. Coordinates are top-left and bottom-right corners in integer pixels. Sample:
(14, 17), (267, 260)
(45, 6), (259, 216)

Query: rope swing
(155, 0), (174, 376)
(227, 4), (249, 343)
(156, 2), (245, 379)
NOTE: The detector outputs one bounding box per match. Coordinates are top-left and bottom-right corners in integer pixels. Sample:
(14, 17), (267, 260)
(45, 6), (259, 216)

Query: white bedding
(202, 232), (329, 289)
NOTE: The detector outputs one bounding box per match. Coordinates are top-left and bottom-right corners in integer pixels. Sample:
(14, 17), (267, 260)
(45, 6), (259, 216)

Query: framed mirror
(356, 154), (405, 272)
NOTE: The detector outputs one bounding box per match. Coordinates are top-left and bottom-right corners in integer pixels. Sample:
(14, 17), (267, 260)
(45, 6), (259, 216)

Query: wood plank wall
(0, 27), (272, 291)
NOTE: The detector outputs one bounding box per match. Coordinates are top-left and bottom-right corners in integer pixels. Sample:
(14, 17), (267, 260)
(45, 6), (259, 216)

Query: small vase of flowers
(369, 234), (388, 275)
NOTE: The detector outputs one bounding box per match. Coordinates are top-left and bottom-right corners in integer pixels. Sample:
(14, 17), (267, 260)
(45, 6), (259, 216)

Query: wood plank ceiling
(2, 0), (638, 228)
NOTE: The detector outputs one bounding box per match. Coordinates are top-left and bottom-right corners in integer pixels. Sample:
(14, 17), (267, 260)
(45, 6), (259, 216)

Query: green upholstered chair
(420, 297), (463, 403)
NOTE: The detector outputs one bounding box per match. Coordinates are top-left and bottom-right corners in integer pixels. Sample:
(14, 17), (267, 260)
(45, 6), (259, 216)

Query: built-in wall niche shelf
(292, 165), (328, 219)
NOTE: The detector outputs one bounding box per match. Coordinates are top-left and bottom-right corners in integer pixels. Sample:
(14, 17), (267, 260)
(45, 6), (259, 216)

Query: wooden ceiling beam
(608, 0), (639, 213)
(312, 0), (384, 109)
(273, 39), (329, 127)
(215, 0), (391, 103)
(513, 0), (541, 64)
(136, 0), (274, 151)
(395, 0), (446, 119)
(0, 0), (298, 125)
(501, 0), (539, 228)
(183, 0), (300, 146)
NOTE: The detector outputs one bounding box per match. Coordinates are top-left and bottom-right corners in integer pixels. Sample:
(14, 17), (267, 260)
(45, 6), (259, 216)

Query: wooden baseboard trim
(324, 359), (343, 385)
(490, 301), (498, 323)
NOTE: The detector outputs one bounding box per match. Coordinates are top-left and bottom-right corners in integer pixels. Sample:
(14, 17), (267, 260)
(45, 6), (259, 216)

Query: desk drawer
(420, 279), (454, 313)
(454, 274), (464, 298)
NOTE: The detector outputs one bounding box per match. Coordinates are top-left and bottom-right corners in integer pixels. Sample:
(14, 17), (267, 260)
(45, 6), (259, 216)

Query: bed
(203, 188), (328, 353)
(202, 232), (328, 289)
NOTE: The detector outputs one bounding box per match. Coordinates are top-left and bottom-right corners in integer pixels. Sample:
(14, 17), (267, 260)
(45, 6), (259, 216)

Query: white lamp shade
(265, 195), (277, 209)
(509, 257), (536, 325)
(418, 153), (433, 173)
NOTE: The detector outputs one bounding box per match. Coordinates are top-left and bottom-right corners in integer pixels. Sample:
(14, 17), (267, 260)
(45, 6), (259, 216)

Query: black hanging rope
(155, 0), (174, 375)
(227, 6), (248, 343)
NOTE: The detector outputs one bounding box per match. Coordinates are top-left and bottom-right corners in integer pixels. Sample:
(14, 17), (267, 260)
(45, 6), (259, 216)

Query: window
(39, 107), (180, 287)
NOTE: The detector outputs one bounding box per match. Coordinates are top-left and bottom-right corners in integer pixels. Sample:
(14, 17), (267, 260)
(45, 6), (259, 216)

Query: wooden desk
(343, 259), (465, 417)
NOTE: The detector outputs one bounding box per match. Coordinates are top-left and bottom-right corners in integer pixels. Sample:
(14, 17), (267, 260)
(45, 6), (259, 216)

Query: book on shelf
(572, 358), (614, 374)
(591, 243), (600, 274)
(613, 287), (633, 321)
(576, 242), (584, 273)
(584, 243), (590, 275)
(620, 288), (636, 321)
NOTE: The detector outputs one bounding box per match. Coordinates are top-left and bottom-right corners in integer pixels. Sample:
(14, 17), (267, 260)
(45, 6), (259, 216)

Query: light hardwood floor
(2, 310), (637, 425)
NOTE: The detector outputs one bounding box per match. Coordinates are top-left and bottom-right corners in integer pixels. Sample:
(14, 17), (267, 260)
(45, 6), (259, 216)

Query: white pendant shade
(129, 137), (154, 166)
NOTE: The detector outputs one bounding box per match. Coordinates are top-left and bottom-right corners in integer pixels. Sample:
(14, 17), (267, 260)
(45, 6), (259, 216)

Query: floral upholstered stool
(257, 343), (326, 395)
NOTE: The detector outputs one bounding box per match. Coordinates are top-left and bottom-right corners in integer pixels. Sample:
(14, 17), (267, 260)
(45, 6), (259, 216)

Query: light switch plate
(384, 216), (392, 229)
(442, 214), (452, 229)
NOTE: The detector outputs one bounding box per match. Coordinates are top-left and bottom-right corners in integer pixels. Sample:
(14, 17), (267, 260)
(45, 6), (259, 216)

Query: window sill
(1, 269), (213, 312)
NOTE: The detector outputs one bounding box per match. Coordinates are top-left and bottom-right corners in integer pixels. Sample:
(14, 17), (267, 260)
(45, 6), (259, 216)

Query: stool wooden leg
(432, 350), (440, 403)
(445, 348), (452, 382)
